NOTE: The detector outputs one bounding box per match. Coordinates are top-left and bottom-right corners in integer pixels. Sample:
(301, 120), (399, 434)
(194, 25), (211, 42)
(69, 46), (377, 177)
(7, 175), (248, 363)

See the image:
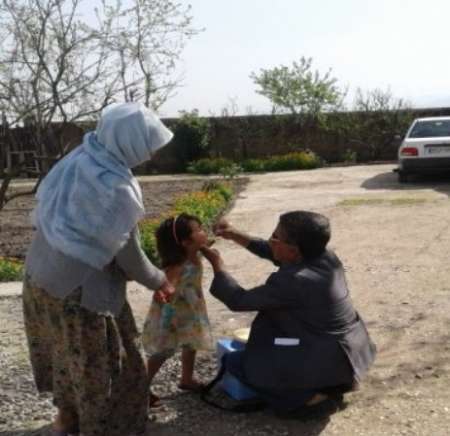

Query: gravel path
(2, 165), (450, 435)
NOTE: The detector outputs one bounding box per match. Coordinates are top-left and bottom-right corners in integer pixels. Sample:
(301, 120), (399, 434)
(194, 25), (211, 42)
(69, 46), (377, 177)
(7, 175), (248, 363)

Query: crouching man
(201, 211), (376, 416)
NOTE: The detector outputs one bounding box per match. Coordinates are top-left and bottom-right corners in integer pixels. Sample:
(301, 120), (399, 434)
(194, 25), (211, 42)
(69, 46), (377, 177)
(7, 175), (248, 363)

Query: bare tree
(0, 0), (200, 210)
(107, 0), (200, 109)
(348, 87), (414, 161)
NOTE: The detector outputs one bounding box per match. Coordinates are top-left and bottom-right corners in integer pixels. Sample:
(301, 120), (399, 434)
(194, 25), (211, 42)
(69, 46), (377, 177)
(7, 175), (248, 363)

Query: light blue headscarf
(34, 103), (173, 269)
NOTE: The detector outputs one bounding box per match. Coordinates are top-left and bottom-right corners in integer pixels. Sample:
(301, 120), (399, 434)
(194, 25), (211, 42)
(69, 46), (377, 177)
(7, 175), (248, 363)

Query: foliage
(347, 88), (414, 160)
(202, 181), (233, 201)
(342, 148), (358, 163)
(262, 151), (322, 171)
(239, 159), (265, 172)
(172, 190), (227, 227)
(0, 257), (24, 282)
(187, 157), (235, 175)
(250, 57), (344, 117)
(138, 218), (161, 267)
(172, 110), (211, 167)
(218, 163), (243, 179)
(139, 182), (233, 264)
(188, 151), (322, 174)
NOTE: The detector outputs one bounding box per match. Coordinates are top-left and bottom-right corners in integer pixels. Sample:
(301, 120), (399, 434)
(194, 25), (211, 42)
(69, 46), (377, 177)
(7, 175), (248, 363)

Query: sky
(86, 0), (450, 117)
(156, 0), (450, 117)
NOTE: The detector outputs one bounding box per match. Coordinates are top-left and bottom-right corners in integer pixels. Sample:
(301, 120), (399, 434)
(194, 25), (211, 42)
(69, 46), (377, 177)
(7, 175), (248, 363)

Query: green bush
(241, 159), (266, 172)
(342, 148), (357, 163)
(187, 157), (235, 175)
(138, 219), (161, 266)
(0, 257), (24, 282)
(202, 181), (233, 201)
(172, 110), (211, 169)
(263, 151), (322, 171)
(219, 163), (242, 179)
(139, 182), (234, 264)
(188, 151), (322, 175)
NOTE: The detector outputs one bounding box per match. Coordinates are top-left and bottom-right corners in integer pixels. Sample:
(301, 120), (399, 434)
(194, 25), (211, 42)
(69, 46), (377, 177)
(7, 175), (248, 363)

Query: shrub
(219, 163), (242, 179)
(0, 257), (24, 282)
(342, 148), (357, 163)
(188, 151), (322, 175)
(241, 159), (266, 172)
(263, 151), (322, 171)
(172, 110), (211, 169)
(172, 191), (227, 226)
(202, 181), (233, 202)
(138, 219), (161, 266)
(187, 157), (235, 175)
(139, 182), (234, 264)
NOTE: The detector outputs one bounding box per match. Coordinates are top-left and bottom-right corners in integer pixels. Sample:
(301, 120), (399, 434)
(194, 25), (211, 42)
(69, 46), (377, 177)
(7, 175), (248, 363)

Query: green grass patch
(139, 181), (233, 265)
(338, 197), (429, 207)
(0, 257), (24, 282)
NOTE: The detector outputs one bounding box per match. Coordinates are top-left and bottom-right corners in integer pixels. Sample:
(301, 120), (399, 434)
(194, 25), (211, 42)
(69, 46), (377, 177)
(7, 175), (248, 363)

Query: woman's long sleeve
(115, 228), (166, 291)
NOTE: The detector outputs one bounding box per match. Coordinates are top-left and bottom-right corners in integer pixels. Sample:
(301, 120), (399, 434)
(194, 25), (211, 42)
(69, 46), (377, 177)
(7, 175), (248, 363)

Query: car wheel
(398, 171), (409, 183)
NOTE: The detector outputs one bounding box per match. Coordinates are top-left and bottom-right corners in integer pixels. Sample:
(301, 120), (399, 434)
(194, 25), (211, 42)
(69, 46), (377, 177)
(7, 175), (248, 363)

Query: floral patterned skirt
(22, 275), (149, 436)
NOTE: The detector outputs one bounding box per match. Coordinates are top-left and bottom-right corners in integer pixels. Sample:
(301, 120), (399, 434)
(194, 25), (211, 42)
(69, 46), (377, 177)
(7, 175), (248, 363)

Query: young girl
(142, 213), (213, 407)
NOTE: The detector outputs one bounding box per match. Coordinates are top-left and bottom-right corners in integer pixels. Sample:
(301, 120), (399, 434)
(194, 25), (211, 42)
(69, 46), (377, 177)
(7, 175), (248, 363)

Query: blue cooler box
(216, 338), (258, 400)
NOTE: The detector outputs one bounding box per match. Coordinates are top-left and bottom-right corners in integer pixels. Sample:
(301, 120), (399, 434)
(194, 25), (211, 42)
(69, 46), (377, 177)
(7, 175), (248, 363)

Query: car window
(408, 120), (450, 138)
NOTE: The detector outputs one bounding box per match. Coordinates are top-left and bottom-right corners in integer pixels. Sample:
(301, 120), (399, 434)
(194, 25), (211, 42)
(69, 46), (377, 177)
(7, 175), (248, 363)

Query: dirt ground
(1, 164), (450, 435)
(0, 176), (234, 259)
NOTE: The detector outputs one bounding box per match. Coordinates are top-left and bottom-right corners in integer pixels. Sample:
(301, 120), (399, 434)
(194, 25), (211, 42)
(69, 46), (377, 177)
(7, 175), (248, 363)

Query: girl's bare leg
(180, 347), (202, 388)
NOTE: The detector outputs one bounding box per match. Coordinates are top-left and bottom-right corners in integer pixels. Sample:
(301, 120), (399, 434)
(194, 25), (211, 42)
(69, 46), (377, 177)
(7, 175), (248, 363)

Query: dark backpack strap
(200, 355), (267, 413)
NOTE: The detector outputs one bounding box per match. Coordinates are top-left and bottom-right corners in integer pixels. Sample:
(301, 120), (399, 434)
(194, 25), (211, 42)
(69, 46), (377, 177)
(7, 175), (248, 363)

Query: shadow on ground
(0, 395), (339, 436)
(147, 396), (334, 436)
(0, 429), (49, 436)
(362, 170), (450, 196)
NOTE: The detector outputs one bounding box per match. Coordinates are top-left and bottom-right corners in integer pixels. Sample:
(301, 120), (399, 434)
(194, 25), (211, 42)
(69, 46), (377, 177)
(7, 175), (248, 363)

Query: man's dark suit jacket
(210, 239), (376, 392)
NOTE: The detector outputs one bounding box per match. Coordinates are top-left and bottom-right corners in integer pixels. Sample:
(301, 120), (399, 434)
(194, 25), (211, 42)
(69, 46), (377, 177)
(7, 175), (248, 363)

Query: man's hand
(200, 245), (225, 273)
(213, 218), (251, 248)
(213, 219), (235, 240)
(154, 280), (175, 304)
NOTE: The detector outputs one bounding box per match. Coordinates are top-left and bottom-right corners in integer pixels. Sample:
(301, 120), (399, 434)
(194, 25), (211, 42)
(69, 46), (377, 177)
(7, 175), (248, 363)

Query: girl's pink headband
(172, 215), (180, 245)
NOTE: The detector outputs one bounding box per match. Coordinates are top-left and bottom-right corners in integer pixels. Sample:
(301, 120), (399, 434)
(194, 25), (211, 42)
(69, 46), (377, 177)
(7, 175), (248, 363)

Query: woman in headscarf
(22, 103), (175, 436)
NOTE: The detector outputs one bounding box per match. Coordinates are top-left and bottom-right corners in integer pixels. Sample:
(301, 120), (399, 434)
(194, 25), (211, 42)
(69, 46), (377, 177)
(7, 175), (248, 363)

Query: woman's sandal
(149, 391), (162, 408)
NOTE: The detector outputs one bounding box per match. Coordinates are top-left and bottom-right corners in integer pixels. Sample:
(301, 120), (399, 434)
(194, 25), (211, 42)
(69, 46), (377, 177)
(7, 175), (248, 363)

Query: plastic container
(216, 338), (258, 400)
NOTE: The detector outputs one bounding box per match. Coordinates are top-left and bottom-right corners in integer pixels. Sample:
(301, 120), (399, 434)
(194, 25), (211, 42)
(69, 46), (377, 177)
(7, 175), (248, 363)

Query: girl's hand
(200, 245), (224, 273)
(213, 219), (235, 239)
(154, 280), (175, 304)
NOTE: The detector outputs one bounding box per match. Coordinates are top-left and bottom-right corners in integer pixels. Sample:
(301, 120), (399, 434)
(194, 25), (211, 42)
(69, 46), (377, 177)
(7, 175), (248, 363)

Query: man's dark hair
(279, 211), (330, 260)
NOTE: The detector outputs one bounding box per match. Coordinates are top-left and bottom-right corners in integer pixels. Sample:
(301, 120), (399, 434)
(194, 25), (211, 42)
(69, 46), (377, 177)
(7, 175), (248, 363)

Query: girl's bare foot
(178, 379), (206, 392)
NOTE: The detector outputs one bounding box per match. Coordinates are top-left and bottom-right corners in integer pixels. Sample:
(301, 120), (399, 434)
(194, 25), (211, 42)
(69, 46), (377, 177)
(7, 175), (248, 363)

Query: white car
(397, 116), (450, 182)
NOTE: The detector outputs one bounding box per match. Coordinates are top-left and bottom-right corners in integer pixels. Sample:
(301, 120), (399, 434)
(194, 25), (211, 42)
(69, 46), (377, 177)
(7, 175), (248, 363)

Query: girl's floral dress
(142, 260), (212, 356)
